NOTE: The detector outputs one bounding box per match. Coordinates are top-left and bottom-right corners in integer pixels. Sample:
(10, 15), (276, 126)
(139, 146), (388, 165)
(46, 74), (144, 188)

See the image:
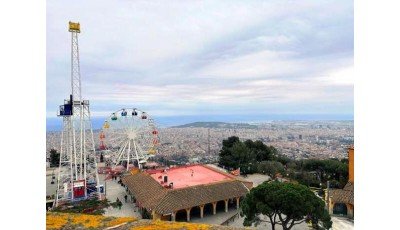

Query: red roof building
(122, 164), (252, 222)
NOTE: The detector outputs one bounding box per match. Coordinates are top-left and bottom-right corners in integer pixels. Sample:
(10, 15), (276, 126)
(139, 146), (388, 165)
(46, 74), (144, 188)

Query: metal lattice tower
(55, 22), (101, 207)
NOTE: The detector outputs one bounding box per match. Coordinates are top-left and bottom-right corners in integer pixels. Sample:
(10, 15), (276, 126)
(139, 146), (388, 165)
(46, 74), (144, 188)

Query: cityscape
(46, 118), (354, 229)
(47, 120), (353, 164)
(45, 1), (353, 229)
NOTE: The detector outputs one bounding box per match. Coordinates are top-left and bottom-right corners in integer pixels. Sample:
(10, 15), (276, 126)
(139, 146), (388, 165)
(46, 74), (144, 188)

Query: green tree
(273, 153), (292, 165)
(257, 161), (285, 179)
(230, 141), (253, 170)
(241, 182), (332, 230)
(49, 149), (60, 167)
(286, 161), (298, 170)
(219, 136), (277, 172)
(340, 158), (349, 164)
(293, 171), (320, 187)
(244, 140), (277, 162)
(299, 159), (348, 187)
(218, 136), (241, 169)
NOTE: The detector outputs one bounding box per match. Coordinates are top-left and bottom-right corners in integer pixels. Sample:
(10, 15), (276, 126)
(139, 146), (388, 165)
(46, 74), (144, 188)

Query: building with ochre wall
(348, 147), (354, 183)
(327, 147), (354, 219)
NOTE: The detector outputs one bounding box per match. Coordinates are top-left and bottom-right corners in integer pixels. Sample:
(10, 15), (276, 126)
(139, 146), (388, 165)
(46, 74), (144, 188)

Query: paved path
(237, 174), (271, 187)
(45, 171), (141, 218)
(228, 214), (309, 230)
(46, 174), (57, 197)
(332, 216), (354, 230)
(191, 208), (239, 225)
(101, 175), (141, 219)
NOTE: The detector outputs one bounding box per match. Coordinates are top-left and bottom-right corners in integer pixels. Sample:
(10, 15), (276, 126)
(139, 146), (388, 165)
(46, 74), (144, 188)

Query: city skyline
(47, 0), (353, 118)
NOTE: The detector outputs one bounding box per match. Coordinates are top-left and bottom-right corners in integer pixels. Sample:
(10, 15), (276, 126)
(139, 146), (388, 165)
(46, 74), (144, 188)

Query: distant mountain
(172, 121), (257, 129)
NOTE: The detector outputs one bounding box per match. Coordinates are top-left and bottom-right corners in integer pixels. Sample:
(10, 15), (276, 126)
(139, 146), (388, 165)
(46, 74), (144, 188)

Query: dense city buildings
(47, 120), (353, 163)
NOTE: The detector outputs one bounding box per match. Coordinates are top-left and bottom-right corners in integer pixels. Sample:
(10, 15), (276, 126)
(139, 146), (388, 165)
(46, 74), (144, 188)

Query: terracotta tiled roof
(123, 172), (250, 214)
(330, 182), (354, 205)
(122, 173), (167, 210)
(343, 181), (353, 192)
(154, 180), (249, 214)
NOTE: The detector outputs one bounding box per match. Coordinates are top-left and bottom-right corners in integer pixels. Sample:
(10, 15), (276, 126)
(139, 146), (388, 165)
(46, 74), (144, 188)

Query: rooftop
(122, 169), (251, 214)
(149, 165), (234, 189)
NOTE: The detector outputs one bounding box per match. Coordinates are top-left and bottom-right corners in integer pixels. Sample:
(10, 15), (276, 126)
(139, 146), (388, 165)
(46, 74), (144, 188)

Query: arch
(190, 206), (201, 219)
(203, 203), (213, 216)
(227, 198), (237, 209)
(174, 209), (187, 222)
(216, 200), (225, 212)
(333, 203), (348, 216)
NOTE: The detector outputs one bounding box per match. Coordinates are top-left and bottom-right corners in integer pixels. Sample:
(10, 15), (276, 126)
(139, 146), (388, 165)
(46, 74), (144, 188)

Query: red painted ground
(149, 165), (233, 189)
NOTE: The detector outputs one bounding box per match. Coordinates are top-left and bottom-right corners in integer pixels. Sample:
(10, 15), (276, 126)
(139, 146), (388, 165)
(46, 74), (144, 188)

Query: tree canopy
(241, 182), (332, 230)
(257, 161), (285, 179)
(218, 136), (277, 173)
(218, 136), (349, 189)
(49, 149), (60, 167)
(300, 159), (348, 187)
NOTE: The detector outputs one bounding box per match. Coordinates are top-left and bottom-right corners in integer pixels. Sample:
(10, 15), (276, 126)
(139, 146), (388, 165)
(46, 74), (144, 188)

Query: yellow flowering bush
(47, 212), (139, 229)
(131, 220), (210, 230)
(70, 213), (105, 228)
(47, 213), (212, 230)
(46, 213), (69, 229)
(107, 217), (136, 227)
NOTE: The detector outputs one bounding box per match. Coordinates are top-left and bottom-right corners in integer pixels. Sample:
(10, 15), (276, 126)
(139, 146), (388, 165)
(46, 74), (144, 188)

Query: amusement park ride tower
(55, 22), (102, 207)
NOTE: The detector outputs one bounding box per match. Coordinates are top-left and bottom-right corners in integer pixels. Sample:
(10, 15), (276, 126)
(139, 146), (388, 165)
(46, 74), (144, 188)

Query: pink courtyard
(149, 165), (234, 189)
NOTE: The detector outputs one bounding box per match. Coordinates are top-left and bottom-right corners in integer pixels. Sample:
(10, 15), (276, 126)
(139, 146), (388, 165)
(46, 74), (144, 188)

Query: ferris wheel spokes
(114, 140), (129, 166)
(102, 108), (159, 171)
(133, 141), (141, 165)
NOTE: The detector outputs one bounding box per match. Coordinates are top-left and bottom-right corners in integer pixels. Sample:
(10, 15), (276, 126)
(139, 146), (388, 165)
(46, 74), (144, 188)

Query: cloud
(316, 66), (354, 86)
(47, 0), (353, 118)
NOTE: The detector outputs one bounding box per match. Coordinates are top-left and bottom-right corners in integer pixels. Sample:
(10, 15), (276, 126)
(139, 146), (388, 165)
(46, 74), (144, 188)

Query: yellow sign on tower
(69, 21), (80, 33)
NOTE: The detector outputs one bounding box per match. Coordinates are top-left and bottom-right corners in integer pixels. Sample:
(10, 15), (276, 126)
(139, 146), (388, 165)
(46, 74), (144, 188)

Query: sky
(47, 0), (353, 120)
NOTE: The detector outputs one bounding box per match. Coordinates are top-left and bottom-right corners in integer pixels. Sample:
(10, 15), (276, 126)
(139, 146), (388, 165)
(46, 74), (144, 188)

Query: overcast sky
(47, 0), (353, 118)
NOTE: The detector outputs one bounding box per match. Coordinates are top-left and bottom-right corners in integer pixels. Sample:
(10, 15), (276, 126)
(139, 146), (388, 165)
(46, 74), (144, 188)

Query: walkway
(191, 208), (238, 225)
(227, 214), (309, 230)
(237, 174), (271, 187)
(332, 216), (354, 230)
(100, 175), (142, 219)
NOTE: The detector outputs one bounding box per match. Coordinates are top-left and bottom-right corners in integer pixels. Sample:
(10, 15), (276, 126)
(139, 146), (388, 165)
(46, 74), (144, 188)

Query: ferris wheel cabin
(121, 109), (127, 116)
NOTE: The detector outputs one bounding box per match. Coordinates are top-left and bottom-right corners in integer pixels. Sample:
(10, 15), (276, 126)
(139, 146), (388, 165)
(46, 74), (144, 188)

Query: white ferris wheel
(101, 108), (159, 170)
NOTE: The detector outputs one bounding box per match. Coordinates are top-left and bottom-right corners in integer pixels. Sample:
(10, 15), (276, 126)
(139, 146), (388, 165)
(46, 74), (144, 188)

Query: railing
(221, 212), (239, 226)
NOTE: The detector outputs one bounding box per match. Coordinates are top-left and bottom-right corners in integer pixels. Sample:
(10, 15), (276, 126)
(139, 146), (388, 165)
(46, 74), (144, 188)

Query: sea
(46, 114), (353, 132)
